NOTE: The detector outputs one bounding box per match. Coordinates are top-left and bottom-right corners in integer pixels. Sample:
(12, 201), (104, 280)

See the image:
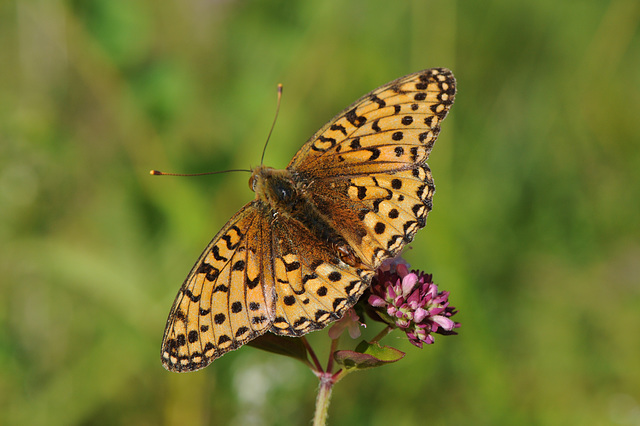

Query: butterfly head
(250, 165), (299, 208)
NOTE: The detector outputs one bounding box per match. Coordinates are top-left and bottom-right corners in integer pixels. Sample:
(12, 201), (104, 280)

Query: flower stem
(325, 337), (340, 373)
(301, 337), (323, 374)
(331, 368), (348, 385)
(313, 373), (334, 426)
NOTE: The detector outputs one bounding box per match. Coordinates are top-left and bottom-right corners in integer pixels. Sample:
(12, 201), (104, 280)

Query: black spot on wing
(211, 245), (228, 262)
(371, 94), (386, 108)
(176, 334), (186, 346)
(345, 108), (366, 127)
(424, 116), (434, 127)
(231, 302), (243, 313)
(302, 273), (318, 284)
(328, 271), (342, 282)
(367, 148), (381, 161)
(183, 289), (201, 303)
(357, 186), (367, 200)
(247, 276), (260, 289)
(235, 327), (249, 337)
(319, 136), (336, 147)
(330, 123), (347, 135)
(252, 315), (268, 324)
(284, 259), (301, 272)
(221, 234), (238, 250)
(197, 263), (220, 282)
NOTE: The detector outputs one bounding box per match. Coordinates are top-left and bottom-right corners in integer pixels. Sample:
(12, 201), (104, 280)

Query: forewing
(288, 68), (455, 270)
(161, 203), (276, 372)
(288, 68), (455, 177)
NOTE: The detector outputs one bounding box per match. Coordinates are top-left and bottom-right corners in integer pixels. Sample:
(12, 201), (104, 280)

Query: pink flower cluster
(368, 261), (459, 348)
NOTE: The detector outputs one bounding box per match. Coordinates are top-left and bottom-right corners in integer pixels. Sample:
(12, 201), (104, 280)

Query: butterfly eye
(277, 184), (293, 201)
(267, 177), (296, 203)
(249, 175), (256, 191)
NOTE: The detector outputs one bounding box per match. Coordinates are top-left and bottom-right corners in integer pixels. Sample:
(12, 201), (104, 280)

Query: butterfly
(161, 68), (456, 372)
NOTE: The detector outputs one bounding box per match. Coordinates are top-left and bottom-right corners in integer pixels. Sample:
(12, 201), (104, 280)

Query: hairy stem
(312, 373), (334, 426)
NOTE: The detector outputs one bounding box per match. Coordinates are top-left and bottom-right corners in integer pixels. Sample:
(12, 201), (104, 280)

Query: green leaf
(334, 341), (405, 371)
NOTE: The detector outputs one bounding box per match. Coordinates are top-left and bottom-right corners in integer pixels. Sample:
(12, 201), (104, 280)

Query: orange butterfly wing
(288, 68), (456, 268)
(161, 204), (274, 371)
(161, 68), (456, 372)
(161, 202), (372, 371)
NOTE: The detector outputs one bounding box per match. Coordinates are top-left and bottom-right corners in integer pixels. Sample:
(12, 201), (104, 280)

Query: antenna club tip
(150, 170), (161, 175)
(277, 83), (283, 93)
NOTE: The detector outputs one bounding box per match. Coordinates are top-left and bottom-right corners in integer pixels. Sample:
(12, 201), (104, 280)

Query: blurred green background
(1, 0), (639, 425)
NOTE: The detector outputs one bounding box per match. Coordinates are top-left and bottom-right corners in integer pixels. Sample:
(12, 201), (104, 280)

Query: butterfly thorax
(250, 165), (362, 267)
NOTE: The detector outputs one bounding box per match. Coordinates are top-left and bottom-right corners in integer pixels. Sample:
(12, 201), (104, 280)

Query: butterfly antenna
(150, 169), (251, 176)
(260, 83), (283, 166)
